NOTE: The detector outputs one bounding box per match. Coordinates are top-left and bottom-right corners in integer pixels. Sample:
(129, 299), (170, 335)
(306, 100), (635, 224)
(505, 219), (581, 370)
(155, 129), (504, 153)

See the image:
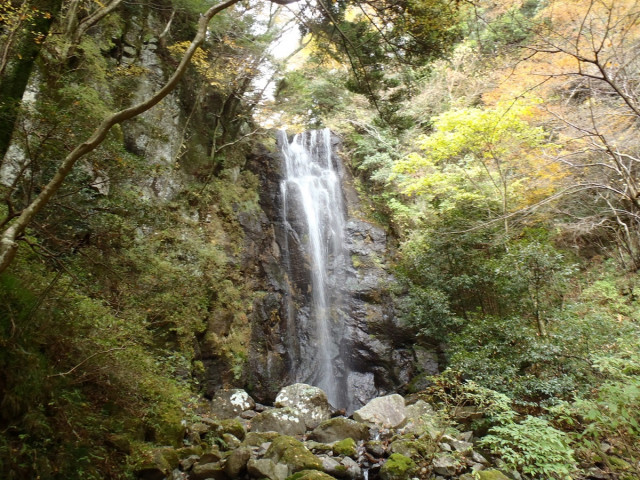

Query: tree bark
(0, 0), (243, 274)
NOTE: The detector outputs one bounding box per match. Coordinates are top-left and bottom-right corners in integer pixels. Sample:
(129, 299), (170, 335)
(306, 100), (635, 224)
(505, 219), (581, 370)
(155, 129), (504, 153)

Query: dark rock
(180, 455), (200, 471)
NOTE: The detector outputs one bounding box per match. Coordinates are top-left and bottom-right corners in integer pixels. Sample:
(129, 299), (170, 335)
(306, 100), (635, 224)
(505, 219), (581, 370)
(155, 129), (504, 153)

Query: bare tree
(527, 0), (640, 267)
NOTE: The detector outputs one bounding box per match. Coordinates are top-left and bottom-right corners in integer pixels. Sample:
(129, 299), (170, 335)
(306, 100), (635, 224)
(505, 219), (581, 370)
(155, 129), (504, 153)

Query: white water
(279, 129), (347, 407)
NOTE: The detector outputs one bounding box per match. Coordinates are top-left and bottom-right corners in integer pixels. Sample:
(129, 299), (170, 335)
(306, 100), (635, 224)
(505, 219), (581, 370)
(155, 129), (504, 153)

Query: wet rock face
(242, 134), (435, 408)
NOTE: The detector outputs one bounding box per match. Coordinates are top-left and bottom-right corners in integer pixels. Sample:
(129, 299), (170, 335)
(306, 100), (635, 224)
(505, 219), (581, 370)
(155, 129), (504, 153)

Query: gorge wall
(233, 131), (435, 411)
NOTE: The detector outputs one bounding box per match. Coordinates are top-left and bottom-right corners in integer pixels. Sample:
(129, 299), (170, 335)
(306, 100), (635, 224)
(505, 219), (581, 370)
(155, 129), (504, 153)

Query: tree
(0, 0), (305, 275)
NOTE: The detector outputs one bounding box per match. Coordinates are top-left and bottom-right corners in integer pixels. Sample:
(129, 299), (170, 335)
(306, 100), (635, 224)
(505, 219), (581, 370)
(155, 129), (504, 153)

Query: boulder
(442, 434), (472, 454)
(286, 470), (339, 480)
(190, 461), (228, 480)
(402, 399), (441, 438)
(247, 458), (288, 480)
(476, 470), (511, 480)
(432, 454), (460, 477)
(275, 384), (332, 429)
(319, 455), (343, 478)
(243, 431), (281, 446)
(202, 418), (246, 441)
(309, 418), (370, 443)
(353, 394), (406, 428)
(264, 435), (323, 475)
(364, 440), (386, 457)
(339, 456), (362, 479)
(133, 447), (178, 480)
(224, 447), (251, 477)
(212, 389), (256, 419)
(251, 407), (307, 436)
(332, 438), (357, 458)
(379, 453), (416, 480)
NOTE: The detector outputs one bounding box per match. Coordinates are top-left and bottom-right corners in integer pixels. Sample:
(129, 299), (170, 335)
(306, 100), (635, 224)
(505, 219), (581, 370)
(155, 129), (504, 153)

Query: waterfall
(278, 128), (349, 409)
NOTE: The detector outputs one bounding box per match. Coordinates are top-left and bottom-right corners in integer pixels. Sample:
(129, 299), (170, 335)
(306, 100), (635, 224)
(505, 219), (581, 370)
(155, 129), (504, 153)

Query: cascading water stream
(278, 128), (348, 408)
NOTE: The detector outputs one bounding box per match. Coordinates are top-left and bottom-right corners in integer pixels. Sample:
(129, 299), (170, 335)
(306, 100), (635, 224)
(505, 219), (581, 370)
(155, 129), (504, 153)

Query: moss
(205, 418), (246, 442)
(286, 470), (338, 480)
(380, 453), (416, 480)
(332, 438), (357, 457)
(243, 431), (281, 446)
(608, 456), (632, 470)
(476, 469), (511, 480)
(265, 435), (323, 473)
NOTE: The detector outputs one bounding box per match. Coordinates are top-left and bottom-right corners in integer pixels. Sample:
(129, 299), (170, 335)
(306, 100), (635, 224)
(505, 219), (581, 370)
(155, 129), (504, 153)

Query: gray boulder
(250, 407), (307, 436)
(247, 458), (289, 480)
(353, 394), (406, 428)
(275, 383), (332, 429)
(212, 389), (256, 419)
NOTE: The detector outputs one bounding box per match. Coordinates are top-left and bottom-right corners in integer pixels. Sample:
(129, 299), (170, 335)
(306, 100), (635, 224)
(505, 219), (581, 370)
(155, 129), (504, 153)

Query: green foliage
(479, 416), (576, 478)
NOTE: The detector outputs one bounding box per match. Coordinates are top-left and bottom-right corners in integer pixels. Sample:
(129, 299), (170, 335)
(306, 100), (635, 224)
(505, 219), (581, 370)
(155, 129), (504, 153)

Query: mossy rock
(476, 469), (511, 480)
(609, 456), (632, 470)
(379, 453), (416, 480)
(264, 435), (322, 474)
(305, 440), (333, 454)
(175, 445), (204, 458)
(205, 418), (246, 441)
(286, 470), (338, 480)
(389, 437), (436, 459)
(332, 438), (357, 457)
(243, 431), (281, 446)
(132, 446), (178, 479)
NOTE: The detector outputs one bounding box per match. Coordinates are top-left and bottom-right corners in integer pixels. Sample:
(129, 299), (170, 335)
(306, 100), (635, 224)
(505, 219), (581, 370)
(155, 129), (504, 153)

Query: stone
(305, 441), (333, 454)
(264, 435), (323, 475)
(190, 462), (228, 480)
(475, 469), (511, 480)
(379, 453), (416, 480)
(432, 454), (460, 476)
(275, 383), (332, 429)
(212, 388), (256, 419)
(241, 410), (258, 420)
(319, 455), (343, 478)
(402, 400), (440, 438)
(471, 451), (489, 465)
(364, 440), (386, 457)
(199, 448), (223, 464)
(244, 431), (281, 446)
(332, 438), (357, 458)
(250, 407), (307, 436)
(286, 470), (339, 480)
(224, 447), (251, 477)
(180, 454), (200, 471)
(340, 456), (362, 479)
(222, 433), (242, 450)
(442, 435), (472, 454)
(202, 418), (246, 441)
(247, 458), (288, 480)
(309, 417), (370, 443)
(353, 394), (406, 428)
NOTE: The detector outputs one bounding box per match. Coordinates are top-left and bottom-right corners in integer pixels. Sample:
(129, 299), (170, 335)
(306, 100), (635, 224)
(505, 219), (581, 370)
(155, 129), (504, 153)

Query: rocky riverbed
(133, 383), (516, 480)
